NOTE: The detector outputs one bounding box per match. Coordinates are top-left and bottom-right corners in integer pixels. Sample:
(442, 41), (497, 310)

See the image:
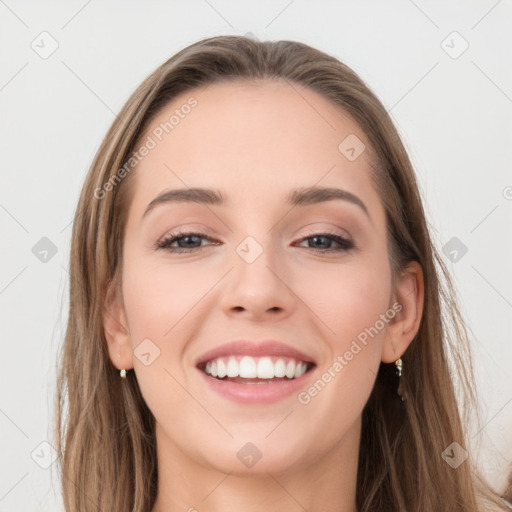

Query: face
(110, 80), (399, 476)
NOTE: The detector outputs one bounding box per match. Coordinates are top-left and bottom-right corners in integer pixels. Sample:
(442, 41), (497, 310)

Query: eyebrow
(142, 186), (370, 220)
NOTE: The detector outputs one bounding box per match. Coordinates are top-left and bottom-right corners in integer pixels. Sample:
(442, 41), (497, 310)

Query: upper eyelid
(298, 226), (352, 239)
(158, 228), (351, 240)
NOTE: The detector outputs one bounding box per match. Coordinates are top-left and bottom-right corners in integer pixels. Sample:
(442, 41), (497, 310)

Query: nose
(220, 239), (296, 322)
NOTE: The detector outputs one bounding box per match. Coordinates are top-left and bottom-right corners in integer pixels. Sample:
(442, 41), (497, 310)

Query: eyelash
(155, 230), (355, 254)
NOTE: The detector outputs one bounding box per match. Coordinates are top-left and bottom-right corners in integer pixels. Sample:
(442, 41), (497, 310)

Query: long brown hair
(55, 35), (511, 511)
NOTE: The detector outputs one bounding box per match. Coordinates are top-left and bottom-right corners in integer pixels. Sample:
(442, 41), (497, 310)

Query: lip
(195, 340), (317, 367)
(197, 364), (317, 404)
(195, 339), (317, 404)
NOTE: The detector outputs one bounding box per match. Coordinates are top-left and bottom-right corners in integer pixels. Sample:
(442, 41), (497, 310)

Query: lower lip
(197, 366), (316, 404)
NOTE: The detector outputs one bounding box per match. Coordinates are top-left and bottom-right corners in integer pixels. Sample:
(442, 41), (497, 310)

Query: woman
(55, 35), (511, 511)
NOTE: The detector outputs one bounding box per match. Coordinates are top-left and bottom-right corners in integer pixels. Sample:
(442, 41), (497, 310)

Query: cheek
(122, 254), (209, 345)
(299, 256), (392, 347)
(120, 253), (211, 426)
(294, 253), (392, 407)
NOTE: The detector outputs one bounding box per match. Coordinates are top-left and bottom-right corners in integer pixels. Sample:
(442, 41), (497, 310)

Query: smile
(197, 356), (316, 404)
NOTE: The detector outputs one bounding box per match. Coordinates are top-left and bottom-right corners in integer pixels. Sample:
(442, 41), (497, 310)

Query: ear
(103, 277), (133, 371)
(381, 261), (424, 363)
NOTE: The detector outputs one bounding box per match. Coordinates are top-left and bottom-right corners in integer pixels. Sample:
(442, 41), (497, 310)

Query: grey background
(1, 1), (511, 510)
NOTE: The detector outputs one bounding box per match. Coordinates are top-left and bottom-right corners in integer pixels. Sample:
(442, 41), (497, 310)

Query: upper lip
(195, 340), (317, 367)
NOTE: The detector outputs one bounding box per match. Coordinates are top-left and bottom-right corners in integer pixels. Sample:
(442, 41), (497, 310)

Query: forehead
(128, 79), (380, 220)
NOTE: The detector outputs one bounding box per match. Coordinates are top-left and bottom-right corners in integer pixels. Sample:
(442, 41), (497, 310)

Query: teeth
(294, 362), (304, 378)
(286, 359), (296, 379)
(239, 356), (257, 378)
(217, 359), (227, 378)
(257, 357), (274, 379)
(202, 355), (309, 380)
(226, 357), (238, 378)
(274, 358), (286, 377)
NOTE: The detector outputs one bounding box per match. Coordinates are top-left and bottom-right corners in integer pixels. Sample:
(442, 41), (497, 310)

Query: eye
(155, 231), (218, 253)
(156, 230), (354, 254)
(295, 231), (354, 253)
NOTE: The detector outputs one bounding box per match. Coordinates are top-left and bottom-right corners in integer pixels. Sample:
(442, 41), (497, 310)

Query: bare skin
(104, 79), (424, 512)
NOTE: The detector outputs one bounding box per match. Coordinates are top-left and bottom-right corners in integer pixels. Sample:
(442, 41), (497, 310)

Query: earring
(394, 357), (402, 377)
(120, 369), (127, 378)
(394, 357), (405, 402)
